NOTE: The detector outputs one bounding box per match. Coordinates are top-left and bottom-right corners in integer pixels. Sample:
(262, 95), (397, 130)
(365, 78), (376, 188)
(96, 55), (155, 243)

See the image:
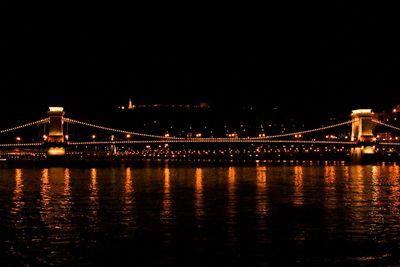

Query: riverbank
(0, 155), (399, 168)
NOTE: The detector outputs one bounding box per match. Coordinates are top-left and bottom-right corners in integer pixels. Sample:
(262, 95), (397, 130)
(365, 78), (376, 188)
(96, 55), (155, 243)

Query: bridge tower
(46, 107), (66, 157)
(351, 109), (375, 142)
(350, 109), (376, 162)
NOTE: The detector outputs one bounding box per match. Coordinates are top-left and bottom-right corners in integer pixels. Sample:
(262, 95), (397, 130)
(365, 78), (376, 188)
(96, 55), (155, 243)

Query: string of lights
(373, 120), (400, 132)
(68, 140), (355, 145)
(0, 142), (43, 147)
(65, 117), (354, 141)
(0, 118), (49, 135)
(249, 120), (355, 139)
(379, 142), (400, 146)
(64, 118), (185, 139)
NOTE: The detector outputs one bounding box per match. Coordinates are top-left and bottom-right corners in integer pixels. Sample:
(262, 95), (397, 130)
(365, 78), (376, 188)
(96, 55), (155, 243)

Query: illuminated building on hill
(118, 99), (210, 110)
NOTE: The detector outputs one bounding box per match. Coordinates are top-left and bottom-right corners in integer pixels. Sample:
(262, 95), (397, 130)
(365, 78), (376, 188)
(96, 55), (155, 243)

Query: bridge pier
(350, 109), (376, 163)
(46, 107), (65, 157)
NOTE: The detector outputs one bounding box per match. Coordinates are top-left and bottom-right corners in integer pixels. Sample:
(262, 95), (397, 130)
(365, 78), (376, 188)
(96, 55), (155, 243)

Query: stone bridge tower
(46, 107), (65, 156)
(350, 109), (376, 162)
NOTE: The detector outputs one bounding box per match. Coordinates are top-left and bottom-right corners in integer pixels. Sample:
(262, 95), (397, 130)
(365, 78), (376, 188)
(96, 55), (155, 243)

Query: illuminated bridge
(1, 107), (400, 161)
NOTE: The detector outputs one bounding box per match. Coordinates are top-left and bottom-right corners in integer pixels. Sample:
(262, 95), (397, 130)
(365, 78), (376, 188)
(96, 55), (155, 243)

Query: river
(1, 161), (400, 266)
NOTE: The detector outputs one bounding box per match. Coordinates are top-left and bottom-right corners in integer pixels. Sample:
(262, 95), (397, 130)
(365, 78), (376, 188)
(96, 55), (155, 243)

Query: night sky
(2, 2), (399, 123)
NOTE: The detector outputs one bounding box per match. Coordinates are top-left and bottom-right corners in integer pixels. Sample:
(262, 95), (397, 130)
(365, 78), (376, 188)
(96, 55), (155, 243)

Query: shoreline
(0, 156), (399, 168)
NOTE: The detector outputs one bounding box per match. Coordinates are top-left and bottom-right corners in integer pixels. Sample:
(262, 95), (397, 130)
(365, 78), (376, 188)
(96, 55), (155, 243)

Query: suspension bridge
(0, 107), (399, 161)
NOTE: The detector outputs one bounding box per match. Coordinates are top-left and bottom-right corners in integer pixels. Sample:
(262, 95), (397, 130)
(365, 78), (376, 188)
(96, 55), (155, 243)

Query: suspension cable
(64, 118), (185, 139)
(250, 120), (355, 139)
(65, 117), (354, 140)
(372, 119), (400, 132)
(0, 118), (49, 135)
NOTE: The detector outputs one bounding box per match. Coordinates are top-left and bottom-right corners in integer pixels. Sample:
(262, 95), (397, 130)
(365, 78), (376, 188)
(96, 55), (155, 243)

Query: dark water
(1, 162), (400, 266)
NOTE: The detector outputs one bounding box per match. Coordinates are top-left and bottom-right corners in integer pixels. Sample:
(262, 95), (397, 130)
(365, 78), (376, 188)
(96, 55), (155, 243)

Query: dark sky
(2, 2), (400, 122)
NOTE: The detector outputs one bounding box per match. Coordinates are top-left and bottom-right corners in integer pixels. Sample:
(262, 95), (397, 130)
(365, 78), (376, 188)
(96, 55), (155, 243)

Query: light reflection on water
(227, 167), (237, 244)
(256, 165), (268, 244)
(89, 168), (99, 234)
(256, 165), (268, 217)
(11, 169), (23, 216)
(161, 167), (172, 225)
(293, 165), (304, 206)
(194, 168), (204, 219)
(122, 167), (135, 233)
(324, 165), (337, 209)
(40, 169), (50, 224)
(1, 163), (400, 266)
